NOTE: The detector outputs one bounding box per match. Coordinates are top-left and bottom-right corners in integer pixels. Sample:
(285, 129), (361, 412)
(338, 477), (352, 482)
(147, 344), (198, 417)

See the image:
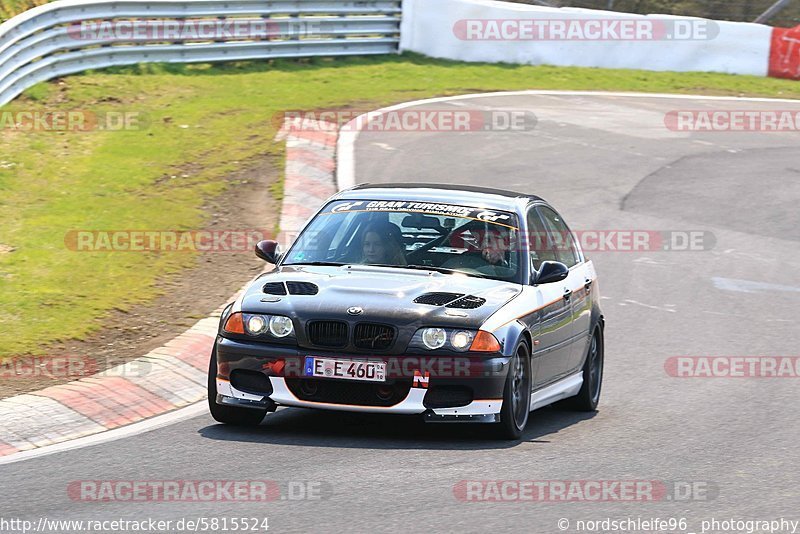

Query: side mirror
(533, 261), (569, 285)
(255, 240), (280, 264)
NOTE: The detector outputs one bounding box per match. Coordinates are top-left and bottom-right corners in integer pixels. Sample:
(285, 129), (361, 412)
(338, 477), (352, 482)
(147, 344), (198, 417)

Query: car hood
(239, 264), (521, 333)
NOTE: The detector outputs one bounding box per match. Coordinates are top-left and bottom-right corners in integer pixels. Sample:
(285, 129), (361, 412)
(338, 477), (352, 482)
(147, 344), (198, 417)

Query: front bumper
(214, 336), (510, 421)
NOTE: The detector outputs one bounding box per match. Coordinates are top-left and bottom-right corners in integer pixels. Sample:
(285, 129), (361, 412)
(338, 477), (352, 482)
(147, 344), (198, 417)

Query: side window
(526, 207), (559, 272)
(537, 207), (581, 268)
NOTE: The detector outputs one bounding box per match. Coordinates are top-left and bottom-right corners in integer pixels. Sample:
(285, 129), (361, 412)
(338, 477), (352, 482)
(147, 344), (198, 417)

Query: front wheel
(494, 341), (532, 440)
(565, 326), (604, 412)
(207, 346), (267, 426)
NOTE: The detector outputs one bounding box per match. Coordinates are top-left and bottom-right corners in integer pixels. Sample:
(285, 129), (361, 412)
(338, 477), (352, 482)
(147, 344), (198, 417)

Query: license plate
(304, 357), (386, 382)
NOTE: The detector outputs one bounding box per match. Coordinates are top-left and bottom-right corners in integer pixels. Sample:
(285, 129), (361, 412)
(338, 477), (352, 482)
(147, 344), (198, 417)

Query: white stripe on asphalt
(712, 277), (800, 294)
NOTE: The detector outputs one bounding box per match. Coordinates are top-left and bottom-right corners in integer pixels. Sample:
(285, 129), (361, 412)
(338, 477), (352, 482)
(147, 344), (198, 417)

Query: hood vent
(286, 281), (319, 295)
(414, 292), (465, 306)
(263, 281), (319, 296)
(446, 295), (486, 309)
(263, 282), (288, 296)
(414, 292), (486, 309)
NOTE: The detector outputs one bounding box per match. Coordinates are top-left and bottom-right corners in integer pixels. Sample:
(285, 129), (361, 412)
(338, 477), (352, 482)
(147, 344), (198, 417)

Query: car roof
(333, 183), (544, 213)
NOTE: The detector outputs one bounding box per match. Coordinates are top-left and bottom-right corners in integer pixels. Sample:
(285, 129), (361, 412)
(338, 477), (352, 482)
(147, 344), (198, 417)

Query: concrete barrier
(401, 0), (773, 77)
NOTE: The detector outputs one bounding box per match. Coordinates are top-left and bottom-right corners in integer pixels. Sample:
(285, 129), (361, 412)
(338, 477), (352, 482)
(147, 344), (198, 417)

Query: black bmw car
(208, 184), (604, 439)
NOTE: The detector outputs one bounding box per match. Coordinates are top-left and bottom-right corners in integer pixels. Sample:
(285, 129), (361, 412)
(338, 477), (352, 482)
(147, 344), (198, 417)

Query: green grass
(0, 0), (49, 21)
(1, 53), (800, 358)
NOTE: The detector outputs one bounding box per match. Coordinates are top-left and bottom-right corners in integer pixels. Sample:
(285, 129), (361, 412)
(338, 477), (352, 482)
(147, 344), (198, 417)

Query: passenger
(361, 222), (407, 265)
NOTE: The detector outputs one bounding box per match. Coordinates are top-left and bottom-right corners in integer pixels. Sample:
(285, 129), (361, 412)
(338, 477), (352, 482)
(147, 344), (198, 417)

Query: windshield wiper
(287, 261), (491, 279)
(284, 261), (348, 267)
(401, 264), (490, 279)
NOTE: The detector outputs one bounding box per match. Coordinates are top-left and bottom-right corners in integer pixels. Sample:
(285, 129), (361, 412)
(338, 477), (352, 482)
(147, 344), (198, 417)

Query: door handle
(563, 288), (572, 302)
(584, 278), (593, 291)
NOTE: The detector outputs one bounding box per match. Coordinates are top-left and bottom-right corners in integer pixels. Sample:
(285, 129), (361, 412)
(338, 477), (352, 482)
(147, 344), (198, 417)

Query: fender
(589, 279), (605, 336)
(493, 319), (531, 358)
(575, 296), (604, 370)
(218, 302), (234, 334)
(590, 303), (605, 335)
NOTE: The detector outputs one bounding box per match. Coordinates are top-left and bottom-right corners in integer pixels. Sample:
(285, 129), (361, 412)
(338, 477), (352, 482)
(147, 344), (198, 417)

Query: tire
(207, 346), (268, 426)
(494, 341), (532, 440)
(565, 326), (604, 412)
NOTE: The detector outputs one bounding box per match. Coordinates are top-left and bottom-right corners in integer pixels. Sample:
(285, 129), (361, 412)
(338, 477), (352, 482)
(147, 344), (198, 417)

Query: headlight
(422, 328), (447, 350)
(410, 328), (484, 352)
(269, 315), (294, 338)
(451, 331), (473, 351)
(245, 315), (268, 336)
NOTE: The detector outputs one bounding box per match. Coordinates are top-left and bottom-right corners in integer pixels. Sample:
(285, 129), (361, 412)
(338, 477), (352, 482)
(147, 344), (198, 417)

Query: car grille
(285, 378), (411, 407)
(353, 323), (395, 351)
(423, 386), (473, 409)
(307, 321), (349, 348)
(230, 370), (274, 396)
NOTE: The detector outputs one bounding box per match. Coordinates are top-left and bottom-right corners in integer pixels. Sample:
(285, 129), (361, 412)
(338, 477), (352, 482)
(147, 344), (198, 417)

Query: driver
(360, 222), (407, 266)
(443, 224), (512, 271)
(481, 227), (510, 266)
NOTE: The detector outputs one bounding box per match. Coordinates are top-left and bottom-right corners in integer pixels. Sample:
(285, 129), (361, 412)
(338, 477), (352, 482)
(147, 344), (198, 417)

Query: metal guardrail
(0, 0), (402, 106)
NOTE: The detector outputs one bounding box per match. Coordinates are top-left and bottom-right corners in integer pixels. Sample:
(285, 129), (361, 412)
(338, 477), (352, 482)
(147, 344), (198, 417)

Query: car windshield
(283, 199), (522, 283)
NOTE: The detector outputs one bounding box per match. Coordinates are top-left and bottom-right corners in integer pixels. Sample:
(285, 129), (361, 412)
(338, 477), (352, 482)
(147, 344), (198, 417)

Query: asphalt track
(2, 93), (799, 534)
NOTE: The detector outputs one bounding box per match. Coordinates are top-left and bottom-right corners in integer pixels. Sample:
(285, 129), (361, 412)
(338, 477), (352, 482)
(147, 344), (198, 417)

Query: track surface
(2, 94), (799, 533)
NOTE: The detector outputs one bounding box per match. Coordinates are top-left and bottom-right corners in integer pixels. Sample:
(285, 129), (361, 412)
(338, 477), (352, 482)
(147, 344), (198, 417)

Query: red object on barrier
(769, 26), (800, 80)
